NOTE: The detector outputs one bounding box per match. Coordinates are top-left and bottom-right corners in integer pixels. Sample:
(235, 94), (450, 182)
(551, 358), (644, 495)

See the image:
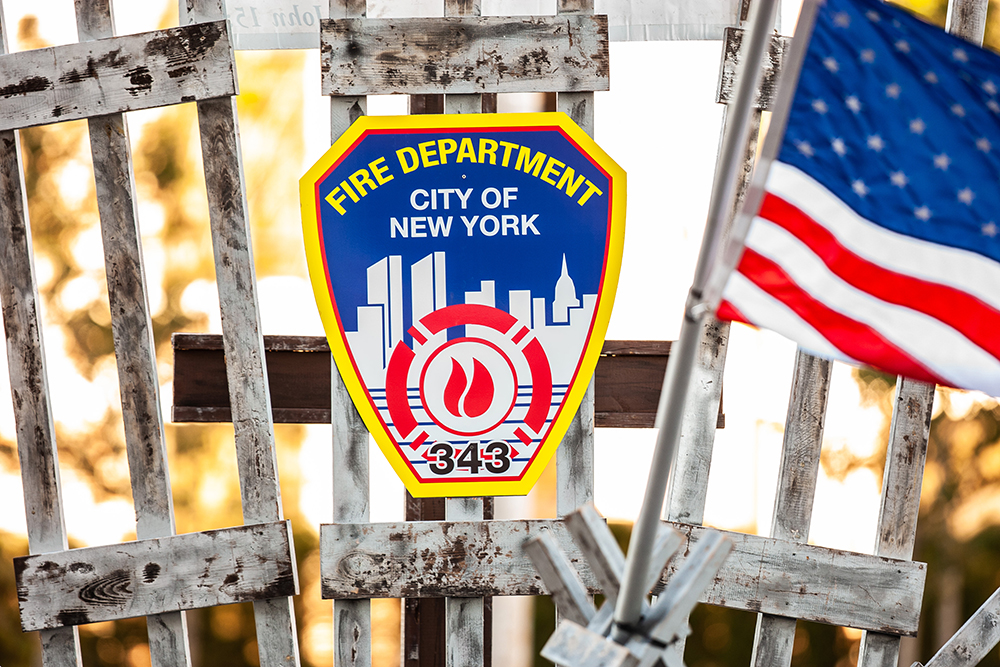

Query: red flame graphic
(443, 358), (494, 419)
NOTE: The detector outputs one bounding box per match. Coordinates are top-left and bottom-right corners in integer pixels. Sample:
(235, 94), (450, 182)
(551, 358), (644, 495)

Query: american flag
(716, 0), (1000, 396)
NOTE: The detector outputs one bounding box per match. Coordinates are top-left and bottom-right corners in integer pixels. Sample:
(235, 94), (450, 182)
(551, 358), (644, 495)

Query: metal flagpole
(610, 0), (782, 643)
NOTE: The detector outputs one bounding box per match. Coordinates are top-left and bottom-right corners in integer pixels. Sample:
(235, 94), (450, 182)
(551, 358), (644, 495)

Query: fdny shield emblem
(300, 113), (625, 497)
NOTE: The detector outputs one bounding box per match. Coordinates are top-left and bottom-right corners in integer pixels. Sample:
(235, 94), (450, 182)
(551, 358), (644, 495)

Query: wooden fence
(2, 1), (300, 665)
(5, 0), (997, 666)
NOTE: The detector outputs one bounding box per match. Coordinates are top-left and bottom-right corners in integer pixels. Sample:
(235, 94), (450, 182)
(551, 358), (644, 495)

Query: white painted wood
(321, 15), (609, 96)
(543, 620), (639, 667)
(187, 1), (300, 663)
(750, 350), (830, 667)
(660, 90), (757, 663)
(946, 0), (988, 45)
(445, 497), (485, 667)
(564, 504), (625, 603)
(327, 2), (372, 665)
(558, 378), (596, 516)
(0, 21), (236, 131)
(664, 317), (731, 525)
(640, 532), (732, 645)
(320, 518), (924, 633)
(858, 379), (935, 667)
(922, 585), (1000, 667)
(15, 521), (297, 631)
(0, 2), (82, 662)
(74, 0), (192, 663)
(716, 28), (790, 111)
(524, 531), (597, 626)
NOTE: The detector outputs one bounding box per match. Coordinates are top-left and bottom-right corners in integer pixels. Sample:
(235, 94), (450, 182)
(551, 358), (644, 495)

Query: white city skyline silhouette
(345, 251), (597, 390)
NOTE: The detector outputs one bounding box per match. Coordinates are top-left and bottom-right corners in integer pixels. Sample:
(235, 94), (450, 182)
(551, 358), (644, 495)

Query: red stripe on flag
(717, 300), (753, 326)
(737, 248), (945, 385)
(760, 193), (1000, 360)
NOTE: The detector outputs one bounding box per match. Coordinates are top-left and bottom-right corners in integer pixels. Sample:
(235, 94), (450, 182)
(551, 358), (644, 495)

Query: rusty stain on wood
(321, 15), (609, 96)
(0, 21), (235, 131)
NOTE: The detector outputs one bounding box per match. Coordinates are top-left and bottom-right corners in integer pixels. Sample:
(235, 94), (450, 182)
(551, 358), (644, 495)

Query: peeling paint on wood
(320, 518), (924, 634)
(656, 522), (925, 636)
(321, 15), (609, 96)
(0, 21), (235, 131)
(717, 27), (790, 111)
(858, 379), (935, 667)
(16, 521), (298, 632)
(750, 351), (831, 667)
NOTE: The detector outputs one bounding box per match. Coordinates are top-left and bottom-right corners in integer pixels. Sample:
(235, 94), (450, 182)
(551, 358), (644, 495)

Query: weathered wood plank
(543, 620), (639, 667)
(445, 497), (485, 667)
(327, 1), (372, 662)
(171, 334), (725, 427)
(653, 522), (924, 635)
(946, 0), (988, 44)
(319, 519), (925, 634)
(75, 0), (193, 663)
(320, 16), (609, 96)
(15, 521), (298, 632)
(717, 27), (790, 111)
(920, 585), (1000, 667)
(0, 5), (82, 661)
(189, 0), (299, 662)
(558, 378), (595, 515)
(858, 379), (935, 667)
(0, 21), (235, 131)
(524, 531), (596, 626)
(664, 317), (731, 525)
(750, 351), (831, 667)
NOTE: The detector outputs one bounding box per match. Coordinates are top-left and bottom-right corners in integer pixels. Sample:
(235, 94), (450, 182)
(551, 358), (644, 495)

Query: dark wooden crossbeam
(170, 334), (724, 428)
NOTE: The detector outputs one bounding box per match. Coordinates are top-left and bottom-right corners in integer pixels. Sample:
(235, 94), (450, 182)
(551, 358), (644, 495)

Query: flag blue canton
(780, 0), (1000, 263)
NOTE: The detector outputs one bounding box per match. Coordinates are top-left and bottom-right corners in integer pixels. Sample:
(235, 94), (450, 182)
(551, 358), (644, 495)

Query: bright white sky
(0, 0), (895, 559)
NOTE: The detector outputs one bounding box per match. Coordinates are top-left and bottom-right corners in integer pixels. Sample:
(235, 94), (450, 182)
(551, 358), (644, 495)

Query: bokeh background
(2, 0), (1000, 665)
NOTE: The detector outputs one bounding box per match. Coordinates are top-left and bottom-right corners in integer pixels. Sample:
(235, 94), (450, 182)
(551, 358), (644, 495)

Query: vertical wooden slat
(73, 1), (192, 664)
(404, 494), (446, 667)
(857, 379), (935, 667)
(749, 351), (831, 667)
(557, 379), (595, 515)
(0, 1), (82, 663)
(554, 0), (597, 520)
(332, 368), (372, 667)
(187, 1), (300, 664)
(439, 4), (488, 664)
(556, 0), (594, 136)
(328, 2), (372, 666)
(857, 2), (979, 662)
(661, 5), (764, 656)
(445, 498), (486, 667)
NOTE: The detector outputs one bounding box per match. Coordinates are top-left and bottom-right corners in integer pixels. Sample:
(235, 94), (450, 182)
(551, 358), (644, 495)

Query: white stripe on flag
(745, 218), (1000, 390)
(767, 162), (1000, 314)
(722, 271), (858, 364)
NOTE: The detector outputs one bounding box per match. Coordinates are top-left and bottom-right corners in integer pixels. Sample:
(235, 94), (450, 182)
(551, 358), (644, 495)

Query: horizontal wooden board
(0, 21), (235, 131)
(170, 334), (723, 428)
(319, 519), (924, 635)
(716, 27), (790, 111)
(16, 520), (296, 631)
(320, 15), (609, 96)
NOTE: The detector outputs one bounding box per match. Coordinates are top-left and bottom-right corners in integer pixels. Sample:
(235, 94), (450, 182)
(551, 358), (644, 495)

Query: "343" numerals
(427, 441), (511, 475)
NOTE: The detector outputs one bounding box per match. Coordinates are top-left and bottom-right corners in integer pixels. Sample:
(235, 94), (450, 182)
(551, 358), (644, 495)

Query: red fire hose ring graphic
(385, 304), (552, 444)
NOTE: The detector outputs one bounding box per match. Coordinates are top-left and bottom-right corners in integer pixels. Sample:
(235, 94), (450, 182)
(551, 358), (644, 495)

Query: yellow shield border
(300, 112), (626, 497)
